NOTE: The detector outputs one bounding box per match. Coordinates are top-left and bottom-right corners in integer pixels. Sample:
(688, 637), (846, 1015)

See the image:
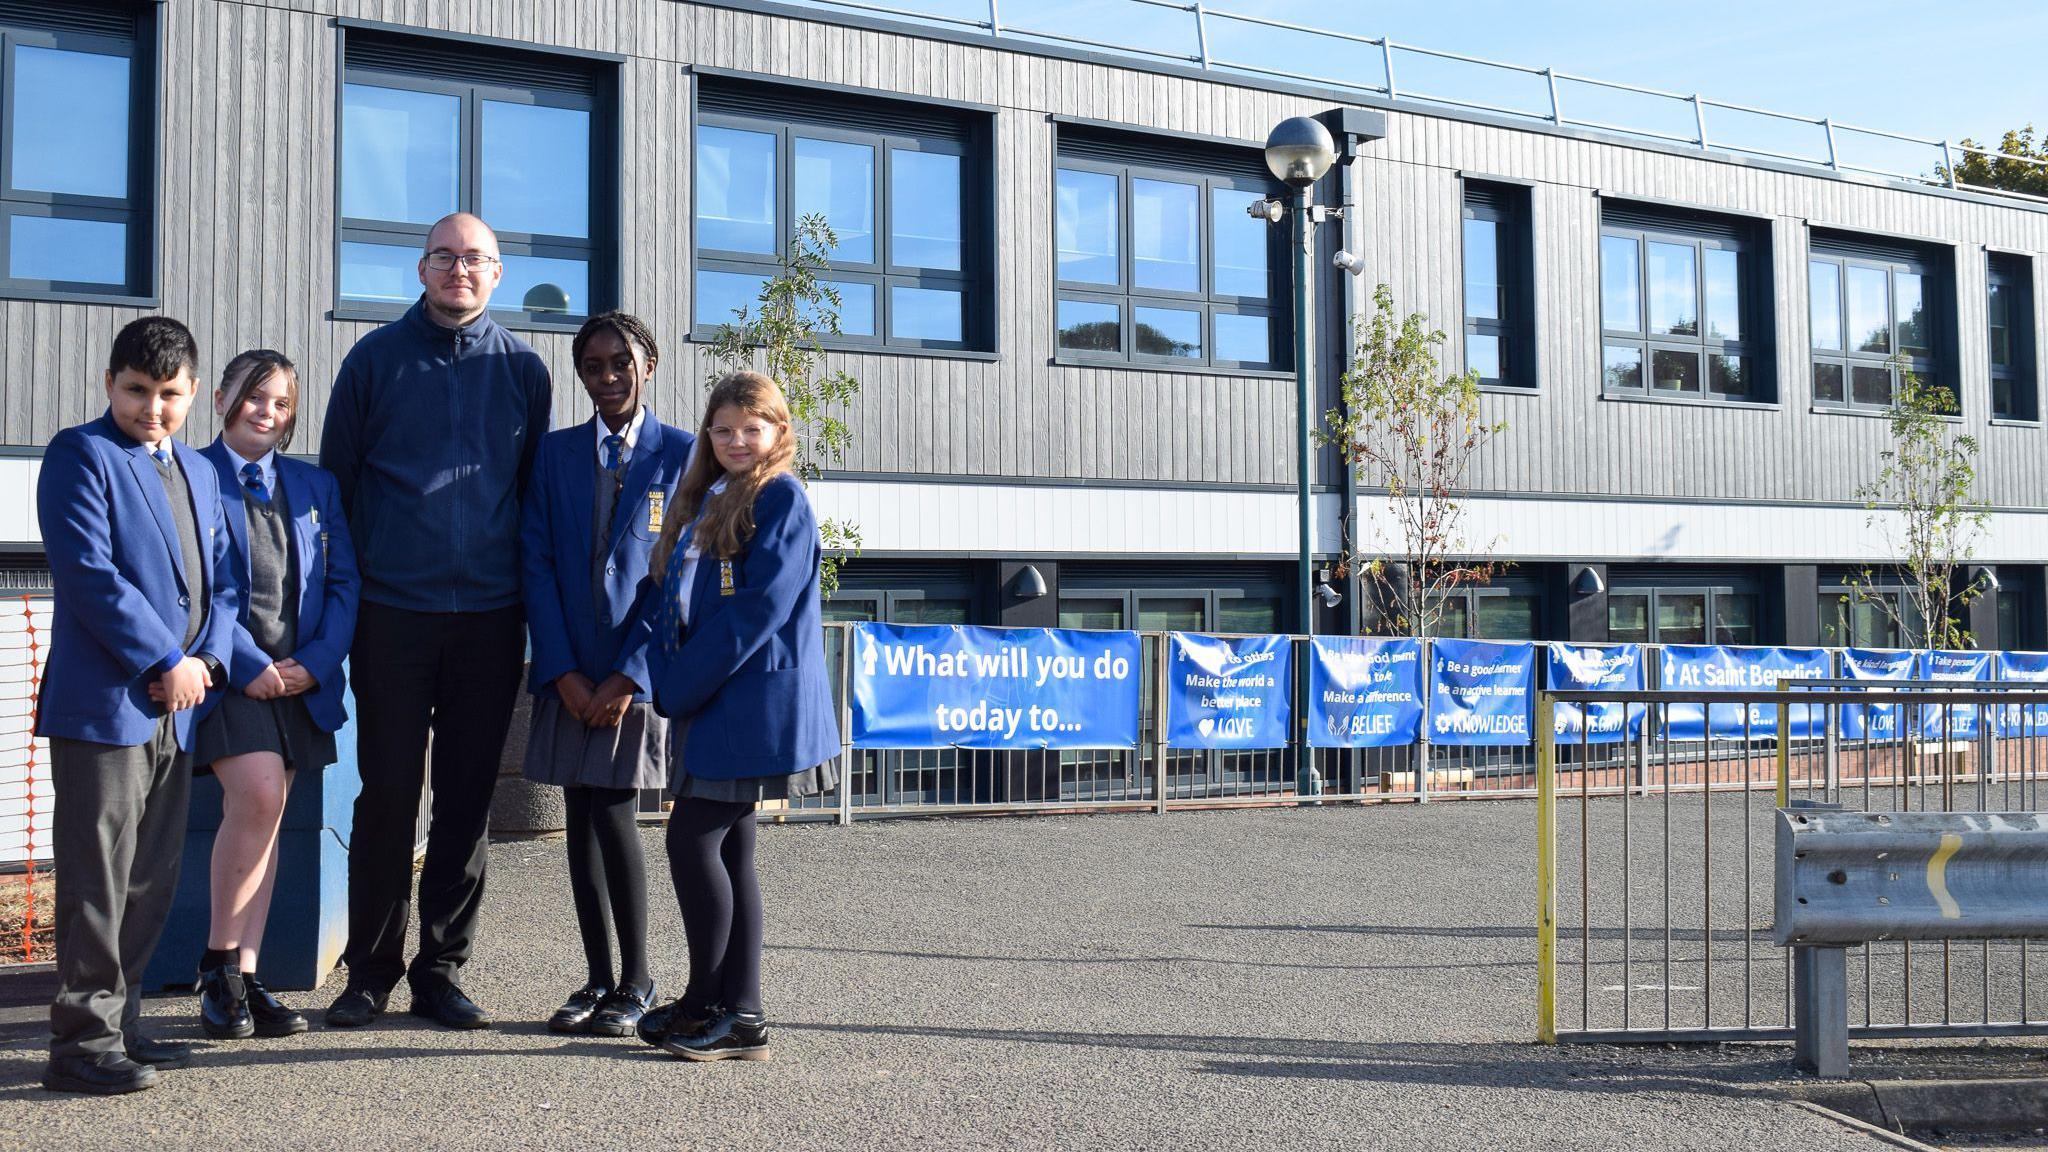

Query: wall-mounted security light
(1316, 582), (1343, 608)
(1975, 568), (2002, 593)
(1571, 566), (1606, 596)
(1011, 564), (1048, 600)
(1332, 250), (1366, 276)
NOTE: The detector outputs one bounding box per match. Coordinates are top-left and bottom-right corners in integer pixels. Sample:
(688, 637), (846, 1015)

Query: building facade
(1, 0), (2045, 651)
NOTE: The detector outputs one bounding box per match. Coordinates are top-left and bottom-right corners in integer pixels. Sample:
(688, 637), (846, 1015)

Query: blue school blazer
(34, 413), (240, 750)
(521, 413), (694, 700)
(196, 439), (360, 734)
(652, 472), (840, 781)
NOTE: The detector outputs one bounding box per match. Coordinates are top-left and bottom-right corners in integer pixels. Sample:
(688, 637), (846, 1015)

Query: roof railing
(781, 0), (2048, 206)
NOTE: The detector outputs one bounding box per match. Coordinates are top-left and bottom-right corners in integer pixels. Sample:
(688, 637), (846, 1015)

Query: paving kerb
(3, 800), (2046, 1150)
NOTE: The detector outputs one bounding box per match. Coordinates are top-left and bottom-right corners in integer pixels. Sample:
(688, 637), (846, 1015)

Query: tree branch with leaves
(1845, 366), (1987, 651)
(1320, 283), (1507, 638)
(701, 213), (863, 595)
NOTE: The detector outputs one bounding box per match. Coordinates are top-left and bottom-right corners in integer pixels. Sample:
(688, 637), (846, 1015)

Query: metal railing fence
(741, 627), (2048, 827)
(782, 0), (2048, 204)
(1537, 684), (2048, 1048)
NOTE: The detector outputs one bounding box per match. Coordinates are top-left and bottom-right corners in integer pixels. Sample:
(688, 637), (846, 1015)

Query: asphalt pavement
(2, 799), (2042, 1150)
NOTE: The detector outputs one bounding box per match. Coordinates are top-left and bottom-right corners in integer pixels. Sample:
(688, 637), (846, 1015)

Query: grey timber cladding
(0, 0), (2043, 510)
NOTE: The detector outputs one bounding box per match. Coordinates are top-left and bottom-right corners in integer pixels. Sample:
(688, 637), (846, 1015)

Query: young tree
(701, 213), (863, 595)
(1844, 369), (1987, 651)
(1321, 283), (1507, 638)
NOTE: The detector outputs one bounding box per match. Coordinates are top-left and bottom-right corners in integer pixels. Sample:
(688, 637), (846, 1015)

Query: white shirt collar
(595, 406), (647, 467)
(223, 440), (278, 490)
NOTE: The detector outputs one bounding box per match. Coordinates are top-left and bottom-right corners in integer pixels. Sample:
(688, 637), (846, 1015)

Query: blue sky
(827, 1), (2048, 170)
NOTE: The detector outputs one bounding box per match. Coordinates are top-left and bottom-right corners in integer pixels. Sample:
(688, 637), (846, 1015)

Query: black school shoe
(324, 985), (388, 1028)
(635, 998), (716, 1048)
(660, 1010), (771, 1062)
(244, 974), (309, 1037)
(42, 1052), (156, 1095)
(547, 983), (610, 1034)
(199, 964), (255, 1040)
(586, 983), (655, 1038)
(408, 981), (492, 1030)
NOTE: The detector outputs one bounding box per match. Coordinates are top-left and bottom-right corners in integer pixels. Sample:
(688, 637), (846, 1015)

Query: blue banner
(1545, 644), (1645, 744)
(1164, 632), (1293, 750)
(1657, 645), (1831, 740)
(1996, 651), (2048, 738)
(849, 622), (1142, 750)
(1305, 637), (1423, 748)
(1917, 650), (1991, 741)
(1840, 648), (1915, 741)
(1428, 639), (1535, 747)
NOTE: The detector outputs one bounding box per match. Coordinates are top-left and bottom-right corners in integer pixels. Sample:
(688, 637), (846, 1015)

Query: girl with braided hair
(518, 310), (694, 1036)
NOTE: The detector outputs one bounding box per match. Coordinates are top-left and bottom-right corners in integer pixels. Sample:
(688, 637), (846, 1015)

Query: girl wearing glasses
(637, 370), (839, 1062)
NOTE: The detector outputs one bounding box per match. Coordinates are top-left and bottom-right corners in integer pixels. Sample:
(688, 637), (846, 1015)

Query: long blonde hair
(652, 371), (796, 571)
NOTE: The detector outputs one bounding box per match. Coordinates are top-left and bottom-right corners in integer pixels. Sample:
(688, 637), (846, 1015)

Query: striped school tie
(241, 462), (270, 504)
(659, 522), (697, 653)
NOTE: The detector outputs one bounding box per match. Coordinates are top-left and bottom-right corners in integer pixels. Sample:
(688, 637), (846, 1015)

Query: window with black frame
(1599, 203), (1768, 402)
(1817, 583), (1924, 649)
(1462, 181), (1533, 388)
(1809, 231), (1952, 412)
(1607, 586), (1757, 646)
(692, 77), (990, 352)
(1989, 252), (2038, 421)
(336, 31), (612, 327)
(1053, 127), (1287, 371)
(0, 3), (152, 300)
(1425, 585), (1541, 640)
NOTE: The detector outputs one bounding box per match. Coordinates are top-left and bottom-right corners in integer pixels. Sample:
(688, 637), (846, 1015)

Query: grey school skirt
(521, 696), (671, 792)
(666, 722), (838, 804)
(192, 692), (337, 773)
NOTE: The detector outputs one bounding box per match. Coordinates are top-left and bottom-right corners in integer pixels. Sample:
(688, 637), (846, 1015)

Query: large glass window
(1054, 144), (1284, 371)
(1426, 586), (1541, 640)
(1810, 239), (1949, 413)
(693, 83), (987, 352)
(1600, 210), (1762, 402)
(1818, 584), (1925, 649)
(339, 33), (609, 325)
(1989, 253), (2038, 422)
(1607, 586), (1757, 645)
(1462, 182), (1534, 388)
(0, 12), (150, 298)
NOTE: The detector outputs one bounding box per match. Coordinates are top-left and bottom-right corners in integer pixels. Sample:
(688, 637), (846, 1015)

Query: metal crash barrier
(1536, 684), (2048, 1056)
(1774, 807), (2048, 1076)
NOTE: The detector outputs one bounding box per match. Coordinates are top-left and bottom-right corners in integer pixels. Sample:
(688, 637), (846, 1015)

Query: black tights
(664, 797), (762, 1015)
(563, 786), (650, 993)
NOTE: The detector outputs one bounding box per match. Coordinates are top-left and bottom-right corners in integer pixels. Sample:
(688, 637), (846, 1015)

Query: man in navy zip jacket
(318, 212), (552, 1030)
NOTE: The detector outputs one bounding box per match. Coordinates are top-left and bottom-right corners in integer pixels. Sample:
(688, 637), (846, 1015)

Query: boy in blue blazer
(35, 317), (238, 1095)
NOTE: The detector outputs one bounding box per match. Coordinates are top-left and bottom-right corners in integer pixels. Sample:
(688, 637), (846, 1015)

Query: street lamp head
(1263, 116), (1336, 189)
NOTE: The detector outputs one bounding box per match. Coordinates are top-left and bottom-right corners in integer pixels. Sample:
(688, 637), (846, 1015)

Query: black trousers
(47, 718), (190, 1059)
(341, 602), (524, 992)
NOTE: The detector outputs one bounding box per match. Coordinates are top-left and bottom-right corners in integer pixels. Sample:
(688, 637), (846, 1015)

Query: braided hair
(571, 310), (660, 371)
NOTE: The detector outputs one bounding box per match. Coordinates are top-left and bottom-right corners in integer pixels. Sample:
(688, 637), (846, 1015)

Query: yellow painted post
(1775, 680), (1791, 809)
(1536, 691), (1557, 1044)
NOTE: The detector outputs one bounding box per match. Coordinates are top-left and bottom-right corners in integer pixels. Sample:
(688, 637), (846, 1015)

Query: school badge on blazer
(647, 490), (664, 533)
(719, 558), (735, 596)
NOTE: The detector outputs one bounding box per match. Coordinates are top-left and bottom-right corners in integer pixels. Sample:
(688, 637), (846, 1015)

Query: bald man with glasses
(319, 213), (553, 1030)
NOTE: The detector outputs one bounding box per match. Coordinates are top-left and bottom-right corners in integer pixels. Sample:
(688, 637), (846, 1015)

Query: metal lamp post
(1259, 116), (1337, 638)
